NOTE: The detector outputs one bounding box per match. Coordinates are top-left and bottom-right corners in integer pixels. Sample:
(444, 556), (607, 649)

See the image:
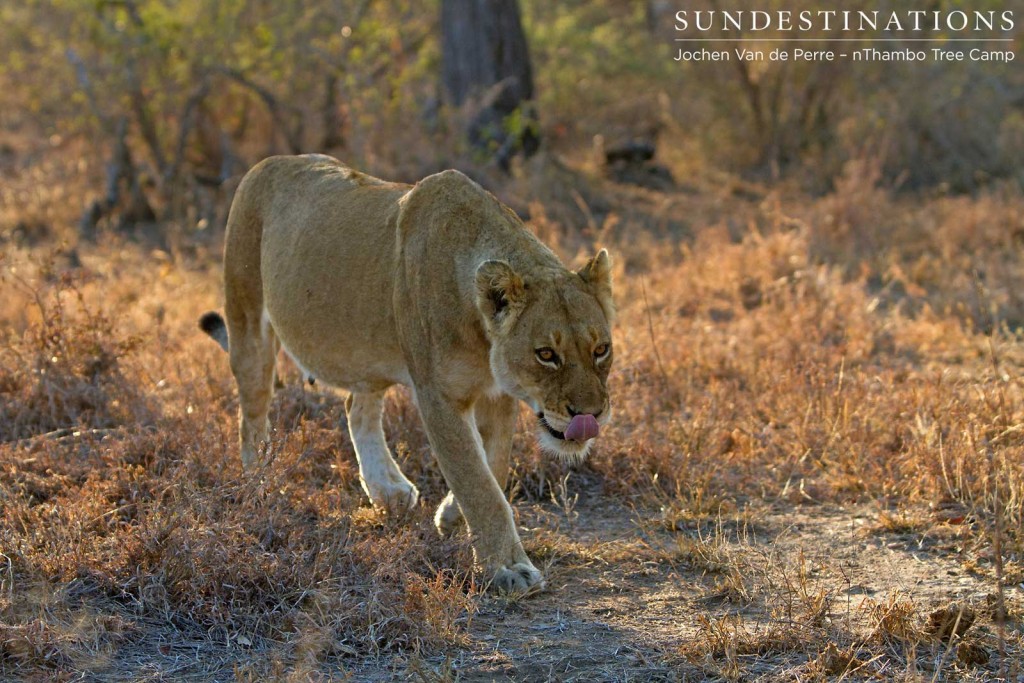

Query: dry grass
(2, 147), (1023, 680)
(0, 252), (478, 679)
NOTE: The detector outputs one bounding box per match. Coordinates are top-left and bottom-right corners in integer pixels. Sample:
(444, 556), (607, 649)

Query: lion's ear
(476, 260), (526, 332)
(577, 249), (615, 322)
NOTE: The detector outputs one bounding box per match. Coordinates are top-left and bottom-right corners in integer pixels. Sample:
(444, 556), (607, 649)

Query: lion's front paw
(363, 479), (419, 513)
(489, 562), (545, 594)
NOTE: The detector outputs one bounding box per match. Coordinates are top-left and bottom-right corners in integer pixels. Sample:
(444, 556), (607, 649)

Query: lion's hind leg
(345, 391), (419, 512)
(227, 311), (278, 469)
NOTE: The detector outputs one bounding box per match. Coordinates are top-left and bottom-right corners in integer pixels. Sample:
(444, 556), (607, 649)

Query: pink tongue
(564, 414), (599, 442)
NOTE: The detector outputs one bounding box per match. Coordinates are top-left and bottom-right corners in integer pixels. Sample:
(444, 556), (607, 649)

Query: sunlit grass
(1, 160), (1023, 679)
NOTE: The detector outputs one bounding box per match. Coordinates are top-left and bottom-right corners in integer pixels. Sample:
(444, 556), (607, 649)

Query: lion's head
(476, 249), (614, 460)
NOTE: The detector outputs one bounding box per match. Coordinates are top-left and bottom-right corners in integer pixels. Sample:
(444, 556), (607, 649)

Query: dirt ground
(368, 485), (1021, 682)
(52, 467), (1015, 682)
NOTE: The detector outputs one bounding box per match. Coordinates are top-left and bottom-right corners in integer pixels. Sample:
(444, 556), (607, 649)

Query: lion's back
(246, 154), (410, 269)
(226, 155), (414, 389)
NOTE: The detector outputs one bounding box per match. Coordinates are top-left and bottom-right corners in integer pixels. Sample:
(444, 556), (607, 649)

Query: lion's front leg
(434, 393), (517, 536)
(417, 389), (542, 593)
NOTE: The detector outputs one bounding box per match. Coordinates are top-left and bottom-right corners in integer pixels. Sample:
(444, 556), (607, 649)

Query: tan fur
(212, 154), (614, 592)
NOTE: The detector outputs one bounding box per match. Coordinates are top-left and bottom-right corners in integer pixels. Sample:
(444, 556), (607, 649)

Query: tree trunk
(441, 0), (539, 170)
(320, 73), (345, 150)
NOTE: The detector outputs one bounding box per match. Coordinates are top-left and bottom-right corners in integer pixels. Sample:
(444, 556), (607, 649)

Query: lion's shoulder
(398, 169), (491, 221)
(397, 169), (528, 251)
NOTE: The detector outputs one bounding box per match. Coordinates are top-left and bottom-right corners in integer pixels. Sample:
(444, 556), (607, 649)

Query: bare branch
(129, 72), (167, 176)
(65, 48), (111, 131)
(167, 76), (213, 186)
(213, 67), (304, 154)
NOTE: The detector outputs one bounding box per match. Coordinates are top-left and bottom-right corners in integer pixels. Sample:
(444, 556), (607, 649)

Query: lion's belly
(267, 303), (411, 392)
(279, 330), (410, 392)
(259, 179), (411, 393)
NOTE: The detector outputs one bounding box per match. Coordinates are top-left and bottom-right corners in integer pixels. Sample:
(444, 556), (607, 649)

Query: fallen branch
(11, 425), (158, 449)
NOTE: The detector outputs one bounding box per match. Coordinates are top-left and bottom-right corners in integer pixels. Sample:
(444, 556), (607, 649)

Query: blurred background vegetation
(1, 0), (1021, 243)
(2, 5), (1024, 677)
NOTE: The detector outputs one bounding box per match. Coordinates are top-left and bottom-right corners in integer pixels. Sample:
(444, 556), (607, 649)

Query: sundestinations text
(674, 10), (1015, 33)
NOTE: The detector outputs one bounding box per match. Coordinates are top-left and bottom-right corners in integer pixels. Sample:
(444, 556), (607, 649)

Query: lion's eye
(594, 343), (610, 358)
(535, 348), (559, 365)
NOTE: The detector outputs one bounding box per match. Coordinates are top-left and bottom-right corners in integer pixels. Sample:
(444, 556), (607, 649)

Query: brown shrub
(0, 272), (152, 441)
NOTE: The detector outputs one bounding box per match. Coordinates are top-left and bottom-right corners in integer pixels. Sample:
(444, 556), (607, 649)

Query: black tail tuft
(199, 311), (223, 334)
(199, 311), (229, 352)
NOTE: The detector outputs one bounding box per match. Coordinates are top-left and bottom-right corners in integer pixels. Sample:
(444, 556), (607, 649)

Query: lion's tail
(199, 311), (229, 352)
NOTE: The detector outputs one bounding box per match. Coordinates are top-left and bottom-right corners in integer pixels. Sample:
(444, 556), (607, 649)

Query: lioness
(200, 155), (614, 591)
